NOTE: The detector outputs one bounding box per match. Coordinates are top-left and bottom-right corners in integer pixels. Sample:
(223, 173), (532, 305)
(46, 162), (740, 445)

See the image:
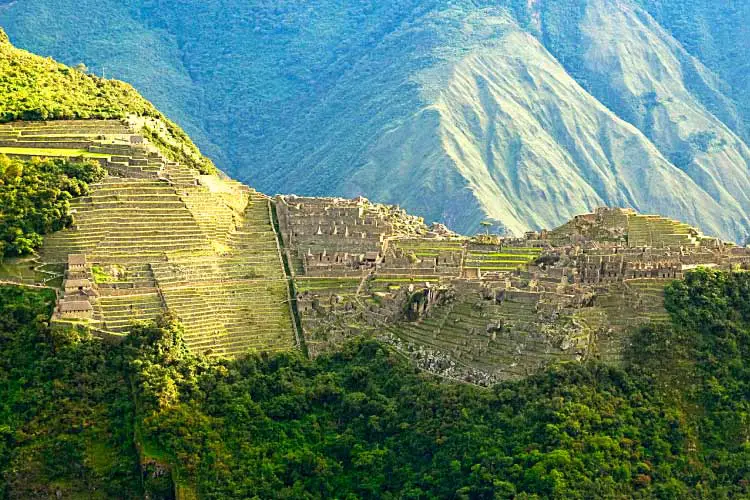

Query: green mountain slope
(5, 269), (750, 497)
(3, 1), (749, 241)
(0, 28), (214, 174)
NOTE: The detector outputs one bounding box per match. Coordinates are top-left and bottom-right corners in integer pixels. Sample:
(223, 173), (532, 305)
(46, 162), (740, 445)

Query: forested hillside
(2, 269), (750, 498)
(2, 0), (749, 240)
(0, 155), (105, 256)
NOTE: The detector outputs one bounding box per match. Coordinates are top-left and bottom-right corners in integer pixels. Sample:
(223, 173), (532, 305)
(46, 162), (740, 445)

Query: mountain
(0, 26), (214, 174)
(3, 31), (750, 499)
(2, 0), (749, 241)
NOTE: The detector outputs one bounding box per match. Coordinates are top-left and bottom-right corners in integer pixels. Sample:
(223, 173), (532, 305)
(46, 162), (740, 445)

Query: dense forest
(0, 155), (105, 257)
(1, 268), (750, 498)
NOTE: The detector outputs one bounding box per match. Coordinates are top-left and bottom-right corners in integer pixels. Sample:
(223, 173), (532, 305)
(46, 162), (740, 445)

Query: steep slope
(635, 0), (750, 137)
(527, 0), (750, 235)
(301, 9), (742, 237)
(0, 27), (214, 173)
(3, 1), (750, 241)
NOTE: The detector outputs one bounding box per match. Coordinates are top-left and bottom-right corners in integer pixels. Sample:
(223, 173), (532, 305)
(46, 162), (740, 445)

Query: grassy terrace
(95, 292), (165, 334)
(372, 277), (440, 282)
(625, 279), (671, 323)
(627, 215), (697, 248)
(392, 239), (465, 257)
(0, 146), (111, 158)
(295, 277), (360, 293)
(149, 192), (296, 355)
(40, 177), (215, 262)
(574, 279), (672, 365)
(466, 246), (542, 271)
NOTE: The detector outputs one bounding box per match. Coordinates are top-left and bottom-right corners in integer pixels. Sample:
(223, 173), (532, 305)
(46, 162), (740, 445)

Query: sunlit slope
(429, 29), (743, 237)
(331, 18), (743, 238)
(577, 0), (750, 235)
(243, 7), (749, 240)
(4, 1), (750, 241)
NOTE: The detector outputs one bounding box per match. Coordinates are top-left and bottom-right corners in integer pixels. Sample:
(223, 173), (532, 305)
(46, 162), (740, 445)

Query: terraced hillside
(5, 3), (750, 242)
(626, 214), (700, 248)
(2, 114), (747, 383)
(5, 119), (297, 357)
(386, 285), (586, 381)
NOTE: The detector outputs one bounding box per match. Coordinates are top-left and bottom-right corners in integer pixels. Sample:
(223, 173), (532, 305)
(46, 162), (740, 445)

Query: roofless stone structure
(6, 119), (750, 383)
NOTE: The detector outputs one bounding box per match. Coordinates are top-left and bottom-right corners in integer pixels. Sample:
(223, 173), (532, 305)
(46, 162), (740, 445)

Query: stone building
(68, 254), (87, 273)
(64, 278), (94, 295)
(58, 300), (93, 319)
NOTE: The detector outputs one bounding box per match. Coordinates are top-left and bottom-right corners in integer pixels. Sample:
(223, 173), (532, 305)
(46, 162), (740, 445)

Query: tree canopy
(0, 154), (105, 257)
(2, 269), (750, 498)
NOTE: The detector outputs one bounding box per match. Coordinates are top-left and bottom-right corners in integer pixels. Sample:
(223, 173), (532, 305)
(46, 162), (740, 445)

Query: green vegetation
(2, 269), (750, 497)
(0, 28), (215, 174)
(0, 28), (154, 122)
(2, 3), (749, 239)
(295, 278), (360, 293)
(0, 286), (141, 498)
(91, 265), (118, 283)
(0, 147), (110, 158)
(0, 154), (105, 256)
(465, 246), (541, 272)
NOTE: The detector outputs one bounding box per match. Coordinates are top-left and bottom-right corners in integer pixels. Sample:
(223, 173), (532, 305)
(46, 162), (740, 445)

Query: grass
(0, 146), (111, 158)
(0, 257), (64, 285)
(469, 252), (541, 258)
(466, 257), (532, 262)
(296, 278), (360, 293)
(91, 265), (118, 283)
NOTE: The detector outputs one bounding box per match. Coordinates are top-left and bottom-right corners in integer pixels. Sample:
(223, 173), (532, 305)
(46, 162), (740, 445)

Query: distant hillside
(3, 1), (749, 241)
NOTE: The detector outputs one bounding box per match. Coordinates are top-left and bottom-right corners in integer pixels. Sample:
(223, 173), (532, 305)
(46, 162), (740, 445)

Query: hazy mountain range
(2, 0), (749, 241)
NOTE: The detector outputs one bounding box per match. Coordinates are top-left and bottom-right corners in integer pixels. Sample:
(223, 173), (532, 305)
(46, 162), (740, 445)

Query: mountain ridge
(2, 0), (749, 242)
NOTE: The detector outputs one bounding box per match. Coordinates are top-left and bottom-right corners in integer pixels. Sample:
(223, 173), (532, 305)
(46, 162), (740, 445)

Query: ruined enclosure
(6, 120), (750, 383)
(280, 204), (750, 384)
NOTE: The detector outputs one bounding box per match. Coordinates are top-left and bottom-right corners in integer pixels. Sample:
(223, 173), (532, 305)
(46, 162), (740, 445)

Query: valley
(2, 26), (750, 498)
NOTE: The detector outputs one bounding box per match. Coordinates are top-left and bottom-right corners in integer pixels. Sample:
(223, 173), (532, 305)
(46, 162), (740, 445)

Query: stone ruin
(54, 254), (96, 321)
(280, 204), (750, 384)
(11, 118), (750, 384)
